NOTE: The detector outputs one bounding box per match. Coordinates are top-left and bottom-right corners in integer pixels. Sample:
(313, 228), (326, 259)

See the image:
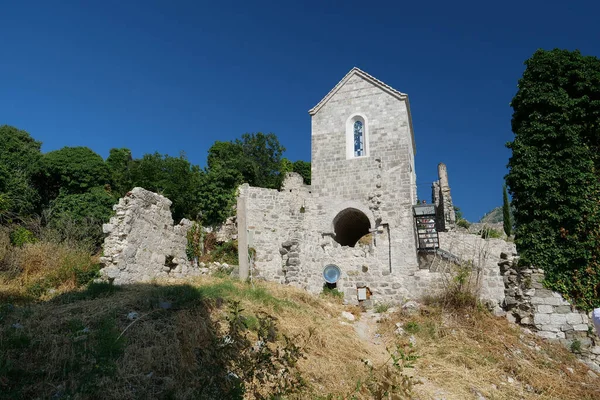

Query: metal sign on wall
(413, 204), (439, 250)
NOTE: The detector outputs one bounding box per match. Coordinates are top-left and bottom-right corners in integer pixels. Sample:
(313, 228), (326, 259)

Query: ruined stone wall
(99, 187), (202, 284)
(437, 231), (515, 304)
(238, 173), (409, 303)
(500, 253), (600, 370)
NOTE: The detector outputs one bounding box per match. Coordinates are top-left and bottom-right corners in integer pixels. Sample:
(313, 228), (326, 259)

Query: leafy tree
(292, 160), (311, 185)
(279, 158), (311, 185)
(208, 133), (285, 189)
(47, 187), (116, 248)
(502, 184), (512, 236)
(106, 148), (133, 197)
(129, 152), (203, 222)
(0, 125), (42, 216)
(201, 133), (286, 225)
(506, 48), (600, 310)
(198, 166), (243, 226)
(37, 146), (110, 204)
(237, 132), (285, 189)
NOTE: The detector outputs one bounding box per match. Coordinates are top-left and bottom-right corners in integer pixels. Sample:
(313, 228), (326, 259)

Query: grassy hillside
(1, 276), (599, 399)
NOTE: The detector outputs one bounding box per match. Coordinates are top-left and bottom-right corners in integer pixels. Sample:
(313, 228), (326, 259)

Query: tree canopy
(506, 48), (600, 310)
(0, 125), (309, 248)
(0, 125), (42, 217)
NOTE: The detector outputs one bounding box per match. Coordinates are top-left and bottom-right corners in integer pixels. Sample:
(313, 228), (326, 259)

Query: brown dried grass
(378, 306), (600, 400)
(0, 240), (98, 301)
(3, 277), (599, 399)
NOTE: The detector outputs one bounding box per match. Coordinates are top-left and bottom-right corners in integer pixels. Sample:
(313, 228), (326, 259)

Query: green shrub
(570, 339), (582, 354)
(321, 285), (344, 301)
(210, 240), (238, 266)
(404, 321), (421, 334)
(10, 226), (36, 247)
(374, 303), (390, 313)
(457, 219), (470, 229)
(480, 227), (502, 239)
(186, 221), (203, 262)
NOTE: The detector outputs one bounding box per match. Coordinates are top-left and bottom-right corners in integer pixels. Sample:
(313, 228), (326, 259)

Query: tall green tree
(200, 133), (287, 225)
(37, 146), (110, 204)
(106, 148), (133, 197)
(506, 48), (600, 310)
(502, 184), (512, 237)
(129, 152), (204, 222)
(0, 125), (42, 217)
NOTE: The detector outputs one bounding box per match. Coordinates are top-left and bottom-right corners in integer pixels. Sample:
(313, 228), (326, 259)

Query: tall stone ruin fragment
(431, 162), (456, 232)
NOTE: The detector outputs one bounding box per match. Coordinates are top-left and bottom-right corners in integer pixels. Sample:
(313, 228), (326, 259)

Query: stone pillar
(237, 184), (249, 280)
(431, 163), (456, 232)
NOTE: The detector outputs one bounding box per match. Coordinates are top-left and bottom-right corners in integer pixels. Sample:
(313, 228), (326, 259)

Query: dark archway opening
(333, 208), (371, 247)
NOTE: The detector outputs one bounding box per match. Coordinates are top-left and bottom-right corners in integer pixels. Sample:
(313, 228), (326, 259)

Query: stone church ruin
(95, 67), (600, 368)
(237, 67), (509, 305)
(97, 68), (511, 307)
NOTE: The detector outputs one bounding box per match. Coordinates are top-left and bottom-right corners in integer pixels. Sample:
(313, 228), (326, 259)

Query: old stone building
(236, 68), (507, 304)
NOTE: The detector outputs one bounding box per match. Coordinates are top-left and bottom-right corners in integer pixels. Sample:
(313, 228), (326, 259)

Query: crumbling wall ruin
(99, 187), (202, 284)
(500, 252), (600, 370)
(432, 163), (456, 232)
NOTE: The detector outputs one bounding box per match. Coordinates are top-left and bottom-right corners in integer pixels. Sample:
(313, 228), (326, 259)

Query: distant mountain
(479, 205), (515, 224)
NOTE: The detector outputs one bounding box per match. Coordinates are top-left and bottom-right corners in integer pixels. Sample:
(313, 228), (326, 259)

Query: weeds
(322, 285), (344, 301)
(354, 341), (420, 399)
(374, 303), (390, 313)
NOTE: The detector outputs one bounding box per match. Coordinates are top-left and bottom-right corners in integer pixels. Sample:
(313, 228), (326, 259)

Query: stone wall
(500, 252), (600, 370)
(237, 174), (409, 304)
(99, 187), (202, 284)
(437, 231), (515, 305)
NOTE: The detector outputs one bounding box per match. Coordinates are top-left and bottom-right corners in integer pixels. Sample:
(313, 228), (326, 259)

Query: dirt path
(352, 310), (392, 365)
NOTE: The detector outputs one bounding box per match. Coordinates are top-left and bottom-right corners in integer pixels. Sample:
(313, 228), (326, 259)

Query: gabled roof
(308, 67), (416, 154)
(308, 67), (408, 116)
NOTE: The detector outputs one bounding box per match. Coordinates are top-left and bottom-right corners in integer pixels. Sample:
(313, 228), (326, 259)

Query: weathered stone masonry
(500, 252), (600, 370)
(99, 188), (202, 284)
(237, 68), (510, 305)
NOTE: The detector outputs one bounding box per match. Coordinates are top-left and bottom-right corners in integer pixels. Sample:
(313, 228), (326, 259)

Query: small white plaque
(357, 287), (367, 301)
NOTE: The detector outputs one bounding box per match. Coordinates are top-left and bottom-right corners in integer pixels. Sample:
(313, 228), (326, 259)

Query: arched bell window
(345, 114), (369, 159)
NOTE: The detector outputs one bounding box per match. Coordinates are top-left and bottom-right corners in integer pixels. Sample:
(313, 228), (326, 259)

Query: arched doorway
(332, 208), (371, 247)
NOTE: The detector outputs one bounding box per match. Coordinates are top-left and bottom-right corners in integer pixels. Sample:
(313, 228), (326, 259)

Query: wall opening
(333, 208), (371, 247)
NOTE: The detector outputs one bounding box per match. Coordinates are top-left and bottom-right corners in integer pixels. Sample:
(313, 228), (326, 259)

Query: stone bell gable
(309, 67), (417, 207)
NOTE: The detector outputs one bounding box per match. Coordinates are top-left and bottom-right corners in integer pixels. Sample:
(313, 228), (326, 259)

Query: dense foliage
(506, 49), (600, 310)
(0, 126), (309, 250)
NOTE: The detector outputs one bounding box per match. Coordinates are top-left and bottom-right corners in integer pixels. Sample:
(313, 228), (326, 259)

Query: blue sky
(2, 0), (599, 221)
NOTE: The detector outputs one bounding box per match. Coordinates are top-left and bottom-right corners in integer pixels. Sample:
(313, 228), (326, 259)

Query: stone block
(565, 313), (583, 325)
(560, 324), (574, 332)
(537, 331), (559, 340)
(534, 313), (550, 325)
(541, 324), (561, 332)
(537, 305), (553, 314)
(573, 324), (589, 332)
(550, 314), (567, 325)
(554, 305), (571, 313)
(531, 297), (545, 305)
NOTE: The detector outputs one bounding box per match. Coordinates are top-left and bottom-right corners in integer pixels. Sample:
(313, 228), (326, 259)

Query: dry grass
(0, 277), (374, 399)
(0, 240), (100, 302)
(2, 276), (599, 399)
(378, 306), (600, 400)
